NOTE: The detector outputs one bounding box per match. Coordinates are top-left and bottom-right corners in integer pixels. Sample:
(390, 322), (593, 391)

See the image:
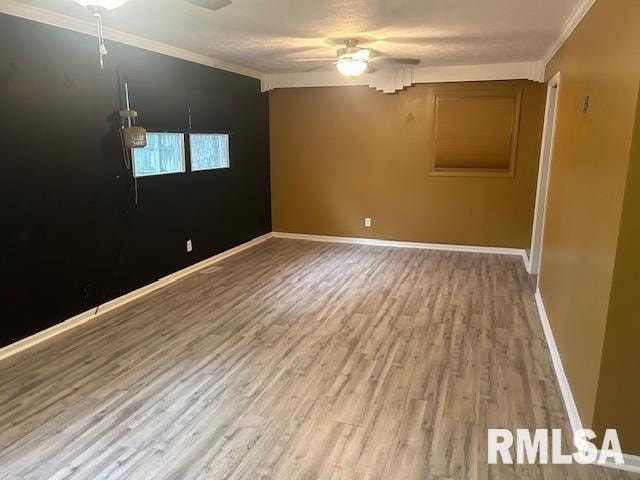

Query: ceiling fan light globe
(353, 49), (371, 61)
(336, 59), (367, 77)
(75, 0), (128, 11)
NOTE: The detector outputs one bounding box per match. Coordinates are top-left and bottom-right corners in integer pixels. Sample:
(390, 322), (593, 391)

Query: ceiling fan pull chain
(94, 12), (108, 69)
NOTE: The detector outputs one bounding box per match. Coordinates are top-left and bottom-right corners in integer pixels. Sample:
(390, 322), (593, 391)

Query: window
(431, 88), (522, 177)
(133, 133), (186, 177)
(190, 134), (230, 171)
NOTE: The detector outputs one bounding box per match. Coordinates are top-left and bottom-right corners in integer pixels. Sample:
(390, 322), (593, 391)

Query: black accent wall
(0, 14), (271, 347)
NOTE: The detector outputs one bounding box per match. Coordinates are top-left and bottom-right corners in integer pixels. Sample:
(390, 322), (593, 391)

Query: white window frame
(132, 132), (186, 178)
(189, 133), (230, 172)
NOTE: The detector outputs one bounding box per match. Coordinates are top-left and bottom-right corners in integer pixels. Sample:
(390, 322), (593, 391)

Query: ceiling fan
(330, 39), (420, 77)
(75, 0), (232, 68)
(183, 0), (232, 10)
(76, 0), (232, 12)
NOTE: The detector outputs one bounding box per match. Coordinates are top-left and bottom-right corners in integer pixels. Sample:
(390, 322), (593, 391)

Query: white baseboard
(610, 453), (640, 474)
(0, 233), (273, 363)
(522, 250), (532, 273)
(0, 308), (99, 364)
(534, 290), (584, 435)
(1, 230), (523, 362)
(595, 452), (640, 474)
(3, 231), (638, 472)
(272, 232), (527, 259)
(534, 290), (640, 474)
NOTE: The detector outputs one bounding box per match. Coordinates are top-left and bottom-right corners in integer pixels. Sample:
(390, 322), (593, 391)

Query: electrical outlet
(364, 218), (372, 227)
(186, 239), (193, 252)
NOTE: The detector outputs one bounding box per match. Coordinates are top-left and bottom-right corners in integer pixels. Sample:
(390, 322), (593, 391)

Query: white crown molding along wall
(0, 0), (263, 79)
(263, 0), (597, 93)
(0, 0), (595, 93)
(261, 0), (597, 93)
(542, 0), (597, 65)
(260, 61), (545, 93)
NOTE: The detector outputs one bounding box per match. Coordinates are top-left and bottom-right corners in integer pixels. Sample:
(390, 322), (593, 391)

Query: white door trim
(528, 72), (561, 275)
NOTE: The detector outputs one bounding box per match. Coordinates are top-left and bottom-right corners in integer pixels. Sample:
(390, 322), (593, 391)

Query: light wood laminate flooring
(0, 239), (637, 480)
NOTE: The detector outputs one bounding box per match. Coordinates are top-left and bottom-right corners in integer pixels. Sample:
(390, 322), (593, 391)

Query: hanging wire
(94, 12), (108, 69)
(123, 81), (139, 205)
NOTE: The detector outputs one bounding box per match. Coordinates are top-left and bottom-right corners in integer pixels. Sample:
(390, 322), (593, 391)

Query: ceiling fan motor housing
(337, 39), (364, 59)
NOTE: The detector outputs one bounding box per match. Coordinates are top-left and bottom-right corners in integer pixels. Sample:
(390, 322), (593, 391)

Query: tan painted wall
(592, 84), (640, 456)
(540, 0), (640, 429)
(270, 80), (545, 248)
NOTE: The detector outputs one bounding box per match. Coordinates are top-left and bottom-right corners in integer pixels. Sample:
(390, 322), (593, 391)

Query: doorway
(528, 72), (560, 276)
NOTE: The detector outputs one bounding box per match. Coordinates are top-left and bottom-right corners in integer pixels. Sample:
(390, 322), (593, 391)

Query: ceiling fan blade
(302, 64), (336, 72)
(370, 57), (421, 65)
(295, 57), (336, 62)
(186, 0), (232, 11)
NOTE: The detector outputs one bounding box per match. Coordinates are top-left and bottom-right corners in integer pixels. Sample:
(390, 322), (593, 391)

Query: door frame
(528, 72), (561, 276)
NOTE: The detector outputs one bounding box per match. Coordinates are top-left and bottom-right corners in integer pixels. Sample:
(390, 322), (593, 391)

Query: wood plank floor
(0, 238), (637, 480)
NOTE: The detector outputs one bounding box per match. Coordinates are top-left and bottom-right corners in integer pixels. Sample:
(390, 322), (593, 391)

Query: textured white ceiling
(13, 0), (581, 73)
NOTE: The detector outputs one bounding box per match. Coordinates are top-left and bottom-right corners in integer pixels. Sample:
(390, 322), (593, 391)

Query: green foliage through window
(190, 134), (230, 171)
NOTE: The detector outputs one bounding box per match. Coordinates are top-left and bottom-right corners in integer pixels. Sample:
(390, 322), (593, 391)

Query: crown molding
(261, 61), (545, 94)
(0, 0), (263, 80)
(0, 0), (584, 91)
(542, 0), (597, 65)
